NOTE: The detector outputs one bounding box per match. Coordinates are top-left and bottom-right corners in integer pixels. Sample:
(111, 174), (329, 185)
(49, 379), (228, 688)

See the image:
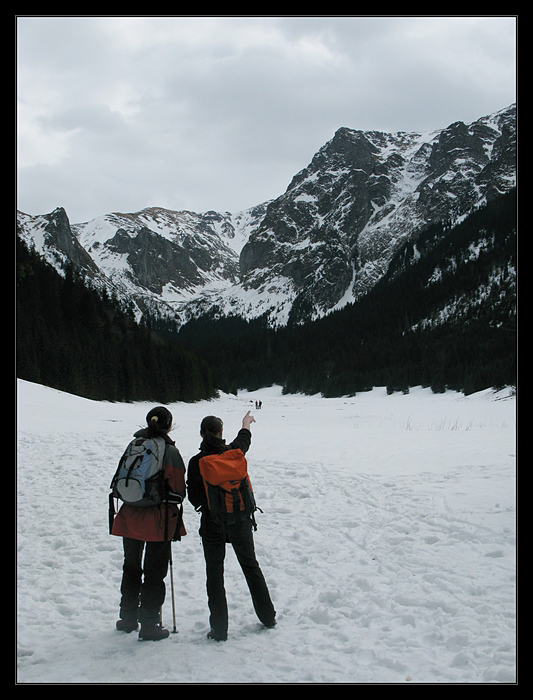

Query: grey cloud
(17, 15), (516, 223)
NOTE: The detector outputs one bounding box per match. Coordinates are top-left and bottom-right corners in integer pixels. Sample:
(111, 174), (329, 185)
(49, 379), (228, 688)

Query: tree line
(16, 235), (217, 403)
(178, 189), (516, 397)
(17, 188), (516, 402)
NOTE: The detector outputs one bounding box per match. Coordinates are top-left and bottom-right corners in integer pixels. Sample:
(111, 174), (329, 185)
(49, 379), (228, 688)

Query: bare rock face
(17, 206), (100, 276)
(238, 105), (516, 323)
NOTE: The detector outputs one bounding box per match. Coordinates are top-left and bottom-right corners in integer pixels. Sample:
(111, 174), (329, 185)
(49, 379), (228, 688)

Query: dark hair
(200, 415), (225, 454)
(146, 406), (173, 437)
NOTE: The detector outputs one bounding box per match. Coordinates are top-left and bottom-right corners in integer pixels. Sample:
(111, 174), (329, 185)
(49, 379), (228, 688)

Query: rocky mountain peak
(17, 104), (516, 328)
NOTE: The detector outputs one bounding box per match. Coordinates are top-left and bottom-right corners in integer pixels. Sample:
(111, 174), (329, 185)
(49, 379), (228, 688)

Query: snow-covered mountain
(16, 203), (269, 322)
(17, 104), (516, 327)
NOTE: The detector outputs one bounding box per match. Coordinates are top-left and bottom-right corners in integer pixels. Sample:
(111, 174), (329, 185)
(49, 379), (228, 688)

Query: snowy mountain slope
(236, 104), (516, 323)
(16, 104), (516, 326)
(17, 203), (269, 321)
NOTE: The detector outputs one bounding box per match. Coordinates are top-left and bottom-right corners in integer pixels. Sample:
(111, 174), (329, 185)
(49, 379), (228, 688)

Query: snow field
(17, 380), (516, 683)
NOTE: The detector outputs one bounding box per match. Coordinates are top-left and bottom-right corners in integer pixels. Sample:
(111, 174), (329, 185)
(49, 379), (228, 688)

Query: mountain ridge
(17, 103), (516, 328)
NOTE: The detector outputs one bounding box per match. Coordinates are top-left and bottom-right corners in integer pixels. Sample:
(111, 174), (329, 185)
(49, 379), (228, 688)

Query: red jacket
(111, 430), (187, 541)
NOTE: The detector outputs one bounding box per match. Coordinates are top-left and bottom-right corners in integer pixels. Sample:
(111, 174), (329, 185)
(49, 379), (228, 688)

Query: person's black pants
(201, 515), (275, 638)
(119, 538), (170, 626)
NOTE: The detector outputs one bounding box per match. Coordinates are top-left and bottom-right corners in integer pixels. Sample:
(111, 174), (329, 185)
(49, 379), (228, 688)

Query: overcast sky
(16, 15), (517, 224)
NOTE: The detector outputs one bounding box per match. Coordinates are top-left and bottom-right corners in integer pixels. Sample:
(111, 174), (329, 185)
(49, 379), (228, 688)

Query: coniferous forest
(16, 189), (516, 403)
(177, 189), (517, 398)
(16, 236), (217, 403)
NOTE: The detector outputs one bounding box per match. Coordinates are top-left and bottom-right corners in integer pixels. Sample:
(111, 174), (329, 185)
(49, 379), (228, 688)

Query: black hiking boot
(116, 619), (138, 633)
(262, 618), (277, 629)
(138, 622), (170, 641)
(207, 629), (227, 642)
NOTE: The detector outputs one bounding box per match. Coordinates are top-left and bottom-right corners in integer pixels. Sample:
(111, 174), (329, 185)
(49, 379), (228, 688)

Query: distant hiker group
(254, 400), (262, 409)
(109, 405), (275, 642)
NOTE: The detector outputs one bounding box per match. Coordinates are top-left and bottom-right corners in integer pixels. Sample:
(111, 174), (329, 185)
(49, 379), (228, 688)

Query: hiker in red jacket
(111, 406), (187, 641)
(187, 410), (276, 641)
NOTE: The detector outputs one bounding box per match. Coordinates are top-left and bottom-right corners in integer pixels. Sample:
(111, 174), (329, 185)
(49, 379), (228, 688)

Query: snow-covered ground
(17, 379), (516, 684)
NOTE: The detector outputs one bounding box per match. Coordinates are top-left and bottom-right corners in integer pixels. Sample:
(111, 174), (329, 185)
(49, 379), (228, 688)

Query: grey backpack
(111, 436), (166, 506)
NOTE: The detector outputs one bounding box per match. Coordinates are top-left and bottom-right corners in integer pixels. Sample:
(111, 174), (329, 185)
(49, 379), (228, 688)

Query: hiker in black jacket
(187, 410), (276, 641)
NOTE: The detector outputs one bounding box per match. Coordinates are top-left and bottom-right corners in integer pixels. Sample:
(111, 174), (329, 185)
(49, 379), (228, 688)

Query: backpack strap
(174, 503), (184, 542)
(108, 492), (116, 534)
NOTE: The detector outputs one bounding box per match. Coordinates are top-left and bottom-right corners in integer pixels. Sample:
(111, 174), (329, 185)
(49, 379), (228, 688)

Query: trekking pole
(169, 543), (177, 634)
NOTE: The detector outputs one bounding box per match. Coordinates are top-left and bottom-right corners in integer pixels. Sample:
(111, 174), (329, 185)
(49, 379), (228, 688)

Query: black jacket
(186, 428), (252, 512)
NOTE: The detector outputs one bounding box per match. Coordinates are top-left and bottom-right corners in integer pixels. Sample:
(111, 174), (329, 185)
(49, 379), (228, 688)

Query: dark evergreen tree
(18, 188), (516, 401)
(178, 189), (516, 397)
(16, 235), (217, 403)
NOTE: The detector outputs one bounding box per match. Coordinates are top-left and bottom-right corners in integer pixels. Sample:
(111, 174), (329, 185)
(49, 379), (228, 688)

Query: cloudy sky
(17, 15), (517, 224)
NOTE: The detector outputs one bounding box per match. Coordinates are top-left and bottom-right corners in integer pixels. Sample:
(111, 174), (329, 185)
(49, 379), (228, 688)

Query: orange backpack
(198, 449), (260, 528)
